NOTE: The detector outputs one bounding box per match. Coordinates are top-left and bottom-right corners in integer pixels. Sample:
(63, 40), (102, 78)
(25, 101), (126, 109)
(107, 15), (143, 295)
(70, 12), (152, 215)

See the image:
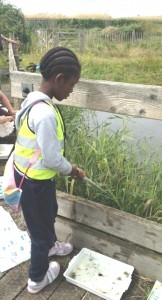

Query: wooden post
(132, 30), (136, 44)
(79, 31), (85, 54)
(12, 45), (20, 70)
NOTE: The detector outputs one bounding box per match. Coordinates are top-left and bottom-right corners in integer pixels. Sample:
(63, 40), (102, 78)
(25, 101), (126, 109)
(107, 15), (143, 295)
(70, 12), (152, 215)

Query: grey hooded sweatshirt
(15, 91), (72, 176)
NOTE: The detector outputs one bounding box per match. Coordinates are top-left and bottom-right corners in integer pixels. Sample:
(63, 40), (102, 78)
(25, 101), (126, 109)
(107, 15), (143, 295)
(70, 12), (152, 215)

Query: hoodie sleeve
(28, 102), (72, 175)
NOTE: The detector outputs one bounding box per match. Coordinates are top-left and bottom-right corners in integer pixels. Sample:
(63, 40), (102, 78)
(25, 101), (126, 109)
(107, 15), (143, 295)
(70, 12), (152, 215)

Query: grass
(78, 39), (162, 85)
(55, 107), (162, 223)
(20, 38), (162, 85)
(0, 47), (11, 84)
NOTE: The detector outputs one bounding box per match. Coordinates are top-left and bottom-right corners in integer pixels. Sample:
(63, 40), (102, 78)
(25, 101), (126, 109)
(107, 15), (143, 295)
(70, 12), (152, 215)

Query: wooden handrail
(9, 70), (162, 120)
(8, 43), (17, 71)
(8, 44), (162, 120)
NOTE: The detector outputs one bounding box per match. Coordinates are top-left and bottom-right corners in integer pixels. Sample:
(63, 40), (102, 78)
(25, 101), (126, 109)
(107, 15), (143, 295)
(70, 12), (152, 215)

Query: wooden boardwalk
(0, 201), (153, 300)
(0, 201), (99, 300)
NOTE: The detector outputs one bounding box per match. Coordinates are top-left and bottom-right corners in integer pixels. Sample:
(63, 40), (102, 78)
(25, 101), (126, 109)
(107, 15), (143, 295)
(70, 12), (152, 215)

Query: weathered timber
(9, 71), (162, 120)
(56, 191), (162, 253)
(55, 191), (162, 281)
(48, 280), (86, 300)
(55, 215), (162, 282)
(0, 263), (28, 300)
(15, 256), (72, 300)
(8, 43), (18, 72)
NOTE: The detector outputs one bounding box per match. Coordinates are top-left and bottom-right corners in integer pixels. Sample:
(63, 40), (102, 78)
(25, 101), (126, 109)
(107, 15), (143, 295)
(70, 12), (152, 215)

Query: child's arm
(1, 34), (17, 45)
(0, 115), (13, 124)
(0, 91), (15, 115)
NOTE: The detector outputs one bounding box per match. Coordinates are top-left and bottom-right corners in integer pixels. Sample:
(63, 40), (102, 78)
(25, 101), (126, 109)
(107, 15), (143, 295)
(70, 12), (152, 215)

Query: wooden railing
(27, 28), (162, 53)
(8, 43), (162, 281)
(9, 45), (162, 120)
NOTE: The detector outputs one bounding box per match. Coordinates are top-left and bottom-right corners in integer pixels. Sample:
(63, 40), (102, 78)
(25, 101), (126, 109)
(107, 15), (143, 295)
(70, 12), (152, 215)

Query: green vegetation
(21, 41), (162, 86)
(80, 52), (162, 86)
(24, 15), (162, 31)
(20, 18), (162, 85)
(2, 0), (162, 221)
(55, 107), (162, 223)
(0, 0), (32, 52)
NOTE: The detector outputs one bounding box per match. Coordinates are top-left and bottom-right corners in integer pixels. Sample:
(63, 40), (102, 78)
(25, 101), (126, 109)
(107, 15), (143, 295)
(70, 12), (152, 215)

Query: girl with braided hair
(13, 46), (85, 294)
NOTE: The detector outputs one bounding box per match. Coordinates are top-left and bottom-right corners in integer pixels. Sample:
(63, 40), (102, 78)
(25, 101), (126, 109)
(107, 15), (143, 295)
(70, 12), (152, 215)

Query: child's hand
(76, 168), (84, 180)
(0, 115), (14, 124)
(70, 165), (85, 180)
(8, 109), (17, 119)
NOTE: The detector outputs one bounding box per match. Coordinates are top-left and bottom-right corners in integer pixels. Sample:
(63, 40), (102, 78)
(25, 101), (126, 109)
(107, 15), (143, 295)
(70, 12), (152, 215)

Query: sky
(4, 0), (162, 18)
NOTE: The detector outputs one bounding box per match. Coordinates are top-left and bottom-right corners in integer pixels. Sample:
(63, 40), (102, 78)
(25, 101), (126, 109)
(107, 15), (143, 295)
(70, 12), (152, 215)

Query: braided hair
(40, 46), (81, 80)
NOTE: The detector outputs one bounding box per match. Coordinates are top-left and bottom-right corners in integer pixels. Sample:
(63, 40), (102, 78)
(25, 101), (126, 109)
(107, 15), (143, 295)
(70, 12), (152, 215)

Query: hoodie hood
(15, 91), (51, 130)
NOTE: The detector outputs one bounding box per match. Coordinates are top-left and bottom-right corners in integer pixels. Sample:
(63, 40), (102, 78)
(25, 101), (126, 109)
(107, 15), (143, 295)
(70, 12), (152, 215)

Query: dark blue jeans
(14, 169), (58, 282)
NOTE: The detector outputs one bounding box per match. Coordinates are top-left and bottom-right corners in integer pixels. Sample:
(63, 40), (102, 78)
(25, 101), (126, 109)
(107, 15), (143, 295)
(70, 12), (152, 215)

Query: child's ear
(55, 73), (64, 83)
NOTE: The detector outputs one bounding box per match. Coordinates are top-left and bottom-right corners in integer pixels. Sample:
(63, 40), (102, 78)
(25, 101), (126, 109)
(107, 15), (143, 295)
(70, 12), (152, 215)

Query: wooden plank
(16, 255), (74, 300)
(49, 280), (86, 300)
(0, 270), (7, 279)
(82, 293), (102, 300)
(8, 44), (17, 71)
(55, 216), (162, 282)
(10, 71), (162, 120)
(57, 191), (162, 254)
(0, 263), (28, 300)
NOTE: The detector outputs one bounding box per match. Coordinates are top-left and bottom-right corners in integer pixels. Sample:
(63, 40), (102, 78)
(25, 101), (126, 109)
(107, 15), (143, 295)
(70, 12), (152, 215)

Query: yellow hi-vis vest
(14, 100), (65, 180)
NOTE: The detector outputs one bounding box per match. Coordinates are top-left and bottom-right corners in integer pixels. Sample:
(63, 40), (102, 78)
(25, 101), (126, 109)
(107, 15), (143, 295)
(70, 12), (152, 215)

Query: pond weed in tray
(64, 248), (134, 300)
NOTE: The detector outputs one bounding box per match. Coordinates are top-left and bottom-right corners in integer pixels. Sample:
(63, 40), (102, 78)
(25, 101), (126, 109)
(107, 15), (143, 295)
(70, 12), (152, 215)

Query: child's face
(54, 74), (80, 101)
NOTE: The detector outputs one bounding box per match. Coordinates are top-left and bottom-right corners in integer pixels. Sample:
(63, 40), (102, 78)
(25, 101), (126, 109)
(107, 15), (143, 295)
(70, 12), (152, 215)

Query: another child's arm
(0, 115), (13, 124)
(0, 91), (15, 116)
(1, 34), (17, 45)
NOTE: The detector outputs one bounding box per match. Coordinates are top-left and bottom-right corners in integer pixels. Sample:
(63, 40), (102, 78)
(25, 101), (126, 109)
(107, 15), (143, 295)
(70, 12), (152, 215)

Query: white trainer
(48, 241), (73, 257)
(27, 261), (60, 294)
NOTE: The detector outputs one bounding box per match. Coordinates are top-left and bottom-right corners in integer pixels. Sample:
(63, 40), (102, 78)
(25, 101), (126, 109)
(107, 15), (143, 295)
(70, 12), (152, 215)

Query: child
(13, 46), (85, 294)
(0, 91), (16, 123)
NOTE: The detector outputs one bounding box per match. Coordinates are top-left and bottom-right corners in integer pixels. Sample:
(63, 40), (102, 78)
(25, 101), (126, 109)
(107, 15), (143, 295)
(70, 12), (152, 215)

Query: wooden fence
(36, 28), (162, 53)
(8, 43), (162, 281)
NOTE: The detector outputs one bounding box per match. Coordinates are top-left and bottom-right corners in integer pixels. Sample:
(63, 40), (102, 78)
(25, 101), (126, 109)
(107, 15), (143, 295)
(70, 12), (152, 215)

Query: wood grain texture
(55, 216), (162, 282)
(57, 191), (162, 254)
(10, 71), (162, 120)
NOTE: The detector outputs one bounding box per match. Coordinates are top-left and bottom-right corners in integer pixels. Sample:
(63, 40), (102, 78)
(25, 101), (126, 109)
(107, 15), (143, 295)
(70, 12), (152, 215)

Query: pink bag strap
(18, 148), (41, 189)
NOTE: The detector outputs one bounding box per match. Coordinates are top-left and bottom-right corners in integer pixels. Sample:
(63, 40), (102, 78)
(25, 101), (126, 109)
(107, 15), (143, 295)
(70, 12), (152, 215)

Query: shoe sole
(27, 285), (46, 294)
(48, 248), (73, 257)
(27, 263), (60, 294)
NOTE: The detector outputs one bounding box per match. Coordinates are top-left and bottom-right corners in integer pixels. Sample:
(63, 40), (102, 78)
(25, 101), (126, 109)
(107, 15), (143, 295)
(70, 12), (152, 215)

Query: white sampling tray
(64, 248), (134, 300)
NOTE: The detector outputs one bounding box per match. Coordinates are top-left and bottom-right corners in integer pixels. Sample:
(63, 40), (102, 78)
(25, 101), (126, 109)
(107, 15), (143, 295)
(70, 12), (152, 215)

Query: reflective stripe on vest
(14, 100), (64, 180)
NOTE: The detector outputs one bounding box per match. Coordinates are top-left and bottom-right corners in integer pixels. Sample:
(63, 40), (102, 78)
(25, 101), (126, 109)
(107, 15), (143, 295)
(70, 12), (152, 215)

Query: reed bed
(55, 107), (162, 223)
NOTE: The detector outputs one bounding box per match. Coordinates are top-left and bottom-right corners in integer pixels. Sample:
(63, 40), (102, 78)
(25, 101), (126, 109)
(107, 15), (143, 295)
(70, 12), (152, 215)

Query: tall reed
(56, 106), (162, 222)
